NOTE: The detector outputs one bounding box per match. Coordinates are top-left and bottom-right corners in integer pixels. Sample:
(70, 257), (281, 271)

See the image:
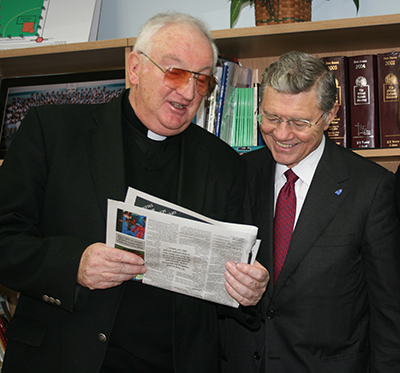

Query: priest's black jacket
(0, 91), (246, 372)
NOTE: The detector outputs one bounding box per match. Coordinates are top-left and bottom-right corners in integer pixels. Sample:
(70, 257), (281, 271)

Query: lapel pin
(335, 189), (342, 196)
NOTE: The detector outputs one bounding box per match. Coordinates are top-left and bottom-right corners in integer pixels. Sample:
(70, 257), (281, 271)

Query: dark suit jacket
(0, 92), (246, 373)
(396, 165), (400, 215)
(220, 135), (400, 373)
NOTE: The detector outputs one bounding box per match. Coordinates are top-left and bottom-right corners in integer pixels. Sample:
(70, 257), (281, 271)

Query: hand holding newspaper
(106, 188), (260, 308)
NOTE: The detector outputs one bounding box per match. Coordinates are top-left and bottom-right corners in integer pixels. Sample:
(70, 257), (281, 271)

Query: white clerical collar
(147, 130), (167, 141)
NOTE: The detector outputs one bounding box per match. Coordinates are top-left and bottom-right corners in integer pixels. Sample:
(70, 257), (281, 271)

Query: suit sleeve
(0, 108), (92, 313)
(362, 170), (400, 370)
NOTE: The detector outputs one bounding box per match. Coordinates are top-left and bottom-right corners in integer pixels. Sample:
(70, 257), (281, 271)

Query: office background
(97, 0), (400, 40)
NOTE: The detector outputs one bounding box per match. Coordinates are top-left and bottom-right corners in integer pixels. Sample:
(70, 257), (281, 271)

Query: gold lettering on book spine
(383, 73), (399, 103)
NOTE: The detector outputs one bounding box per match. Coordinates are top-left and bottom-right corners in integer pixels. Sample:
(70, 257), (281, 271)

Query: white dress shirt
(274, 135), (326, 228)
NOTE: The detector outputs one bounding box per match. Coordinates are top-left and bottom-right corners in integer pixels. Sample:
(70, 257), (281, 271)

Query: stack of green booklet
(220, 86), (258, 147)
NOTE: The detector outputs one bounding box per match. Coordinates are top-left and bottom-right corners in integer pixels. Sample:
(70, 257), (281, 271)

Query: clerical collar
(122, 89), (167, 141)
(147, 130), (167, 141)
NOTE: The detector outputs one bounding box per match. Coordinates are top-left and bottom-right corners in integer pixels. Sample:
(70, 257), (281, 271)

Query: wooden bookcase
(0, 38), (129, 79)
(1, 14), (400, 172)
(210, 13), (400, 173)
(0, 38), (130, 167)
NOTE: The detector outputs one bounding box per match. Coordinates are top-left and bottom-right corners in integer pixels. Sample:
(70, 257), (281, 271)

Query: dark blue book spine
(214, 62), (230, 138)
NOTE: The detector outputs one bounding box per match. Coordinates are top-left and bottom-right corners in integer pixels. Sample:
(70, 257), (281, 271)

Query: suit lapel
(272, 137), (351, 297)
(87, 96), (127, 220)
(257, 165), (276, 301)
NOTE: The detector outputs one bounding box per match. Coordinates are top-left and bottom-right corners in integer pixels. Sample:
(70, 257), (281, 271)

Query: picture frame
(0, 69), (126, 158)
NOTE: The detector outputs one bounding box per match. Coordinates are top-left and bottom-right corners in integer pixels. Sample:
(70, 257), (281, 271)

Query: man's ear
(127, 51), (140, 87)
(324, 102), (339, 131)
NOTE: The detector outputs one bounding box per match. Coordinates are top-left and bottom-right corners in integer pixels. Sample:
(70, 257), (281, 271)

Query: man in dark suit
(0, 12), (268, 372)
(220, 51), (400, 372)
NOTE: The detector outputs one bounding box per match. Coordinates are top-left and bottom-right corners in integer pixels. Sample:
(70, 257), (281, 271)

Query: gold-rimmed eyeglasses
(140, 52), (217, 96)
(257, 112), (325, 132)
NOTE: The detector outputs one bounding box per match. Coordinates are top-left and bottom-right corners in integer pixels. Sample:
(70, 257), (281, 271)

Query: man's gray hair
(260, 51), (337, 114)
(133, 11), (219, 69)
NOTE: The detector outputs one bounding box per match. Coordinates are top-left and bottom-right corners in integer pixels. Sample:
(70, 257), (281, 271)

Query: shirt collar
(275, 135), (325, 185)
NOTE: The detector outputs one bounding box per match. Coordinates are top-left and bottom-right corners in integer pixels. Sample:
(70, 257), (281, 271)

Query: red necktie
(273, 169), (299, 285)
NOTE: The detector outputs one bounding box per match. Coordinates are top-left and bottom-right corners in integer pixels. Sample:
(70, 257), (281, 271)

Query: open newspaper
(106, 187), (260, 308)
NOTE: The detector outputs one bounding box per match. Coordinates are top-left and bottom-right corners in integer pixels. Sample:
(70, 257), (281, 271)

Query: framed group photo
(0, 70), (126, 158)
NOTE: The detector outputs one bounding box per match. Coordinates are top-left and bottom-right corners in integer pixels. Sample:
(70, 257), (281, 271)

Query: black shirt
(101, 91), (183, 372)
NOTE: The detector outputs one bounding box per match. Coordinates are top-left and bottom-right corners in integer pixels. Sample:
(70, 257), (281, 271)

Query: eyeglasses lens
(164, 68), (215, 96)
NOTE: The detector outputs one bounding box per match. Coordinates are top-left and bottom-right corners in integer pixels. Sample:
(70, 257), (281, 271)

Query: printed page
(125, 187), (259, 237)
(106, 196), (259, 308)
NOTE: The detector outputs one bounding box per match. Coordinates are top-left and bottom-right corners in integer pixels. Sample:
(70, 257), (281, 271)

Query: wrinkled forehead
(150, 24), (214, 62)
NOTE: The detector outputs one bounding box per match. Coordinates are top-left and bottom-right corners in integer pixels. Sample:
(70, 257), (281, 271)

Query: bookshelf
(211, 14), (400, 72)
(0, 38), (129, 78)
(209, 14), (400, 173)
(0, 38), (130, 168)
(0, 15), (400, 172)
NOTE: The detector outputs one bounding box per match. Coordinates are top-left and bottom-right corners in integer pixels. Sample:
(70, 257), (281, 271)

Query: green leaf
(353, 0), (359, 13)
(230, 0), (249, 28)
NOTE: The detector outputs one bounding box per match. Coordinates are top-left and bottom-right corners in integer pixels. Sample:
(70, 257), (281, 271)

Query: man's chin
(157, 121), (192, 137)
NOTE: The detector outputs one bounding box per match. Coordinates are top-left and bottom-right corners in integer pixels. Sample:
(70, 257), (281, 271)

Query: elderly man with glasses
(0, 11), (268, 373)
(219, 50), (400, 373)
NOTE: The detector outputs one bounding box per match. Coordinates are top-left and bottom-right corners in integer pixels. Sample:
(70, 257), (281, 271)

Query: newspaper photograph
(125, 187), (261, 253)
(106, 189), (260, 308)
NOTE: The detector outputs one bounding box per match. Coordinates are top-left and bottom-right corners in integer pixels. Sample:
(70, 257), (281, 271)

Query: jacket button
(266, 309), (275, 319)
(253, 351), (261, 360)
(98, 333), (107, 343)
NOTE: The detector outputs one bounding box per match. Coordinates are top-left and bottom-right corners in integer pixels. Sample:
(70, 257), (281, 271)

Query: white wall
(97, 0), (400, 40)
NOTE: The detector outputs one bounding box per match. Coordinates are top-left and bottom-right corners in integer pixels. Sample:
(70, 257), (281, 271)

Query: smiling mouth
(276, 140), (296, 148)
(171, 102), (185, 109)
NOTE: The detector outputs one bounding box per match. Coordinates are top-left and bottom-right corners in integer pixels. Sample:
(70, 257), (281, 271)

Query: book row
(323, 52), (400, 149)
(195, 59), (261, 148)
(195, 52), (400, 149)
